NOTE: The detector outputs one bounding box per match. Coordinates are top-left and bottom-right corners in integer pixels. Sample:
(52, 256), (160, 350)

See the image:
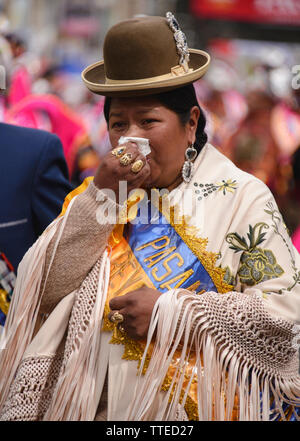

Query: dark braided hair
(103, 84), (207, 154)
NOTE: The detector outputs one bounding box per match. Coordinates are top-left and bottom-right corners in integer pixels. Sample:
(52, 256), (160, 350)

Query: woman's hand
(108, 287), (161, 340)
(94, 142), (150, 201)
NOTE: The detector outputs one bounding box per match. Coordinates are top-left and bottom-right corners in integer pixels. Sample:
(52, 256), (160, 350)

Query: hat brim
(81, 49), (210, 97)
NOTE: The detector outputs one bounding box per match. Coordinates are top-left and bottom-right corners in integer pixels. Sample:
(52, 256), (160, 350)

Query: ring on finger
(110, 311), (124, 323)
(131, 159), (144, 173)
(119, 153), (133, 166)
(111, 146), (126, 157)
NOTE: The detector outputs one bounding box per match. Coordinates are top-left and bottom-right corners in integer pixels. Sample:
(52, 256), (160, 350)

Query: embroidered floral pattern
(222, 265), (236, 287)
(193, 179), (238, 200)
(264, 201), (300, 293)
(238, 248), (284, 286)
(226, 223), (284, 286)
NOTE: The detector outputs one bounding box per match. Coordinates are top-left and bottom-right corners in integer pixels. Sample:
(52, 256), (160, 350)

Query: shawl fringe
(43, 251), (110, 421)
(128, 290), (300, 421)
(0, 196), (78, 412)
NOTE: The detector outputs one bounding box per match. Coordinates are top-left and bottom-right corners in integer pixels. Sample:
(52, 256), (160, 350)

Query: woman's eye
(142, 119), (157, 125)
(111, 121), (126, 129)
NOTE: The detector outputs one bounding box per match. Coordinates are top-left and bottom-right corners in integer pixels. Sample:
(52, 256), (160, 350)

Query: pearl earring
(182, 144), (198, 183)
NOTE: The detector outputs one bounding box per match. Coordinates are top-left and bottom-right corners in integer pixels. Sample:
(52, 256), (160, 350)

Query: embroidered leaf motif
(227, 232), (248, 253)
(247, 223), (267, 249)
(226, 223), (284, 287)
(227, 223), (268, 252)
(193, 179), (238, 200)
(222, 265), (236, 286)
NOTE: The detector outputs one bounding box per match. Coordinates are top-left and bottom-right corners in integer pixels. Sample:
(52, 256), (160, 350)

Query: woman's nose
(126, 124), (144, 138)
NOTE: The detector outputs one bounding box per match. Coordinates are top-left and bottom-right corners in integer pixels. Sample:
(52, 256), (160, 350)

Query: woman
(0, 13), (299, 421)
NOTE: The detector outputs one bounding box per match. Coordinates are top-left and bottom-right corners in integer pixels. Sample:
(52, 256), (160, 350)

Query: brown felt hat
(81, 13), (210, 97)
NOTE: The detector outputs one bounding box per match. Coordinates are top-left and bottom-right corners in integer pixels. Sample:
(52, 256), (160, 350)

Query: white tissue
(118, 136), (151, 156)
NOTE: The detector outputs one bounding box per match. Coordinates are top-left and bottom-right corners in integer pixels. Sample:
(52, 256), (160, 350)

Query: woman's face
(108, 96), (199, 190)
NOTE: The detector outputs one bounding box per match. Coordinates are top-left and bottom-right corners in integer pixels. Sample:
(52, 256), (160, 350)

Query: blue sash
(124, 204), (217, 295)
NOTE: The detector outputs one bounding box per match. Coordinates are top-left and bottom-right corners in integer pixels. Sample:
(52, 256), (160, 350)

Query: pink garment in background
(292, 226), (300, 253)
(8, 66), (32, 107)
(6, 94), (89, 176)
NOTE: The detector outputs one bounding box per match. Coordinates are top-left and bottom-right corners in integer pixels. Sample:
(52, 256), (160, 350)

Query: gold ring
(119, 153), (133, 166)
(131, 159), (144, 173)
(110, 311), (124, 323)
(111, 146), (126, 158)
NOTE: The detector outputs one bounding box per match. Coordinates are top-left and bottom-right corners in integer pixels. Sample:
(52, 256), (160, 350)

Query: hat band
(105, 64), (194, 85)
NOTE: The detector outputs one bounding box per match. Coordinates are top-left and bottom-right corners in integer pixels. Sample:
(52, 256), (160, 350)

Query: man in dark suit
(0, 122), (73, 326)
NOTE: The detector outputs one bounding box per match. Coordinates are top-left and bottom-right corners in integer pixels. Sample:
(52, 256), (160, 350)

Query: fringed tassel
(127, 292), (198, 420)
(43, 250), (110, 421)
(0, 196), (78, 412)
(128, 290), (300, 421)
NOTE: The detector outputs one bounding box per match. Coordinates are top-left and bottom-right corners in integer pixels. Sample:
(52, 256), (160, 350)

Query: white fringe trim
(0, 196), (78, 412)
(43, 250), (110, 421)
(128, 290), (300, 421)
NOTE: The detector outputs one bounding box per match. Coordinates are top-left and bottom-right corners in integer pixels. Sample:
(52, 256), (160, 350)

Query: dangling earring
(182, 144), (198, 183)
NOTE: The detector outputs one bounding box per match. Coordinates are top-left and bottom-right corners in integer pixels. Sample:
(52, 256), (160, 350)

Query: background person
(0, 120), (72, 327)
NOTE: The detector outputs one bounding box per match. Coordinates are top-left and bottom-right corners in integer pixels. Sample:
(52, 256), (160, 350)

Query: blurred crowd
(0, 14), (300, 250)
(196, 38), (300, 250)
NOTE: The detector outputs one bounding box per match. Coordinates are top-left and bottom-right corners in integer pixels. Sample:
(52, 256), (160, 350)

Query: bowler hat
(81, 13), (210, 97)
